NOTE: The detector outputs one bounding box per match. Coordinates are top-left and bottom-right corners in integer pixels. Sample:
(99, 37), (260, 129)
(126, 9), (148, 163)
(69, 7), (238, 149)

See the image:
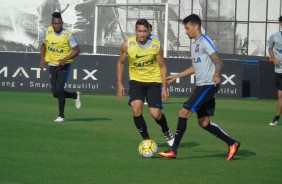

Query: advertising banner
(0, 53), (242, 98)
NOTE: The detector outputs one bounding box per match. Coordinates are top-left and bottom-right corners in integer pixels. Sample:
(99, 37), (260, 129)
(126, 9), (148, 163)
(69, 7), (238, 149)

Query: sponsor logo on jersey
(195, 44), (200, 53)
(129, 42), (135, 46)
(48, 46), (64, 53)
(193, 57), (201, 63)
(136, 54), (148, 58)
(152, 44), (158, 49)
(64, 33), (69, 37)
(134, 60), (154, 67)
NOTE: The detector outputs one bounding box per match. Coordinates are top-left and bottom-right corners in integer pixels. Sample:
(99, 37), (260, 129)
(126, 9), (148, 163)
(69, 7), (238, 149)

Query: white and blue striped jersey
(191, 34), (217, 86)
(268, 31), (282, 73)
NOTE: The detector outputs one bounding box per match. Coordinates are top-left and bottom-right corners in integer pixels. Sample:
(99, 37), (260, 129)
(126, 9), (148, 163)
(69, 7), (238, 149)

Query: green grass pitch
(0, 91), (281, 184)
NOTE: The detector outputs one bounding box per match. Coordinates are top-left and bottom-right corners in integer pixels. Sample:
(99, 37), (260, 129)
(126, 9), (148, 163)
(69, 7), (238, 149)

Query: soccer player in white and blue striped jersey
(158, 14), (240, 161)
(268, 16), (282, 126)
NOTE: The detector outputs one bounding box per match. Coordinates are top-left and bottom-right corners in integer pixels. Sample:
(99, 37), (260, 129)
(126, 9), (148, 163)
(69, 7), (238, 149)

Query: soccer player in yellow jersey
(117, 18), (174, 146)
(39, 12), (81, 123)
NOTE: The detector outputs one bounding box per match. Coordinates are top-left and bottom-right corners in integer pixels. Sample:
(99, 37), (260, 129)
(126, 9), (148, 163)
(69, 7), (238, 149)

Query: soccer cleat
(269, 120), (279, 126)
(158, 149), (177, 159)
(227, 141), (240, 161)
(163, 130), (175, 147)
(54, 116), (64, 122)
(75, 91), (81, 109)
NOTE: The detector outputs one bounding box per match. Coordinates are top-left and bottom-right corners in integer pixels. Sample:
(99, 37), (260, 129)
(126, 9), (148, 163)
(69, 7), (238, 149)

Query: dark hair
(279, 16), (282, 23)
(135, 18), (150, 29)
(183, 14), (201, 27)
(52, 12), (62, 19)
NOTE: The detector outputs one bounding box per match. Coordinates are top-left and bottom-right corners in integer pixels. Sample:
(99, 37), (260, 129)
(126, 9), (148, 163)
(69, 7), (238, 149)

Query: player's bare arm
(58, 45), (80, 66)
(40, 43), (46, 70)
(166, 66), (195, 85)
(268, 47), (280, 65)
(156, 46), (168, 101)
(117, 41), (128, 100)
(211, 52), (222, 86)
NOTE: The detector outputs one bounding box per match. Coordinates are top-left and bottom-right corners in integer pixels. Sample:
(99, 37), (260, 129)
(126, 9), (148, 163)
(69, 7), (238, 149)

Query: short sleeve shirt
(268, 31), (282, 73)
(191, 34), (217, 86)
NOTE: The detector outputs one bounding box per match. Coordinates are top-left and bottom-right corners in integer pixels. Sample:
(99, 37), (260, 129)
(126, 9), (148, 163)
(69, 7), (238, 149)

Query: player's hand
(162, 88), (169, 101)
(58, 59), (67, 66)
(165, 75), (176, 85)
(273, 58), (281, 65)
(39, 59), (46, 71)
(117, 84), (125, 100)
(213, 74), (220, 86)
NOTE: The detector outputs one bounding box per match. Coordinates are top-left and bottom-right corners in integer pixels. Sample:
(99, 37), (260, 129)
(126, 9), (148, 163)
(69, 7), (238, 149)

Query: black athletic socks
(274, 115), (280, 122)
(203, 122), (235, 146)
(134, 115), (150, 140)
(65, 91), (77, 99)
(171, 117), (188, 151)
(155, 114), (169, 133)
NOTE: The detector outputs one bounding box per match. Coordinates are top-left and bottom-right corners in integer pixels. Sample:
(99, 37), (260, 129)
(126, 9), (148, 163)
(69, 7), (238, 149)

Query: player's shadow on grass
(68, 117), (112, 122)
(179, 149), (255, 160)
(158, 142), (200, 149)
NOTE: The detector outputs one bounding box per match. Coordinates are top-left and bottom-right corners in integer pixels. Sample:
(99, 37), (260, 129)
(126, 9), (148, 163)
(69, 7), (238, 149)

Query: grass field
(0, 91), (282, 184)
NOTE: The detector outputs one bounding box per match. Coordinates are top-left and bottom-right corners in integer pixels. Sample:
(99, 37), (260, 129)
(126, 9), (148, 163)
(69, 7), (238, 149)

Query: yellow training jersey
(44, 26), (73, 65)
(127, 36), (162, 83)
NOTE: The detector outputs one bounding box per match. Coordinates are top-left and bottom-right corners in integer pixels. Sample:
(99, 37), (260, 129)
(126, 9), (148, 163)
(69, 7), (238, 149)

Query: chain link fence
(0, 0), (281, 57)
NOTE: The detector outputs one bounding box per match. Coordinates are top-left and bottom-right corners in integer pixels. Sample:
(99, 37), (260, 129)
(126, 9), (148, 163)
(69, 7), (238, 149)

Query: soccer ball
(138, 139), (158, 158)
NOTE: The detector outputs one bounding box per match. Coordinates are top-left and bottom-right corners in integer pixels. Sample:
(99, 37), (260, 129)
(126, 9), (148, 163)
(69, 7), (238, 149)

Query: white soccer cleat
(269, 120), (279, 126)
(164, 130), (175, 147)
(75, 91), (81, 109)
(54, 116), (64, 122)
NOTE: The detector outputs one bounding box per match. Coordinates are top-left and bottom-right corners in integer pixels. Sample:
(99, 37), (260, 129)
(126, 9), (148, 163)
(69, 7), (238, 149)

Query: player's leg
(129, 80), (149, 139)
(270, 73), (282, 125)
(198, 116), (240, 161)
(49, 66), (64, 122)
(55, 64), (73, 119)
(158, 107), (191, 158)
(60, 64), (81, 109)
(171, 85), (214, 153)
(197, 93), (240, 160)
(49, 66), (58, 98)
(172, 108), (192, 151)
(158, 85), (218, 158)
(61, 64), (77, 100)
(147, 83), (174, 146)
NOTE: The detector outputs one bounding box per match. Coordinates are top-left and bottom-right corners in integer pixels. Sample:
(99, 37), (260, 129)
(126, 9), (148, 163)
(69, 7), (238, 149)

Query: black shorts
(49, 64), (71, 94)
(275, 73), (282, 90)
(183, 84), (219, 119)
(128, 80), (163, 109)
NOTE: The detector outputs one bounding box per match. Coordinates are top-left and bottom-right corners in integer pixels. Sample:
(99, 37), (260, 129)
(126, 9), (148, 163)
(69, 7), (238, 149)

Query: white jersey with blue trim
(268, 31), (282, 73)
(191, 34), (217, 86)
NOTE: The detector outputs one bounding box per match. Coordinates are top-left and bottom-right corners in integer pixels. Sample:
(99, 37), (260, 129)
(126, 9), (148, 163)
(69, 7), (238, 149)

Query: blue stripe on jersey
(191, 85), (213, 113)
(201, 34), (217, 52)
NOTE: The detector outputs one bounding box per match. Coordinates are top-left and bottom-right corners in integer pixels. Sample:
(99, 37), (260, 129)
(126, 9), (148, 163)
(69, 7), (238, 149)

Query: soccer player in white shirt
(158, 14), (240, 161)
(268, 16), (282, 126)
